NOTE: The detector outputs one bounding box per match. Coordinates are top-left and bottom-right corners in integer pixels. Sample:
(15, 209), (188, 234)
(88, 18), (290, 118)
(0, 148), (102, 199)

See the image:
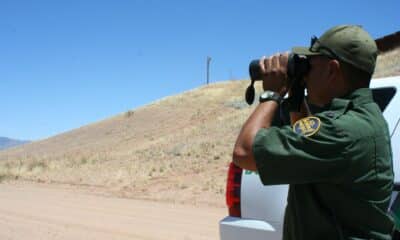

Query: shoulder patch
(293, 116), (321, 137)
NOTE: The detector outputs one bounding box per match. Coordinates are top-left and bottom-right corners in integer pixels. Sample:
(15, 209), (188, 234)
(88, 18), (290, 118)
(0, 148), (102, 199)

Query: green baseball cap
(292, 25), (378, 74)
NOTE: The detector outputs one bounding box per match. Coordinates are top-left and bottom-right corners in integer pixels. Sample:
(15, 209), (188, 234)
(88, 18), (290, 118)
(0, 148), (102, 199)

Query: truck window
(372, 87), (396, 112)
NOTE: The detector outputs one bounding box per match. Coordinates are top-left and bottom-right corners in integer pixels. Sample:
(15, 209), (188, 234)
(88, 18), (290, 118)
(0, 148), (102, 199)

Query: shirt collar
(342, 88), (374, 106)
(329, 88), (373, 115)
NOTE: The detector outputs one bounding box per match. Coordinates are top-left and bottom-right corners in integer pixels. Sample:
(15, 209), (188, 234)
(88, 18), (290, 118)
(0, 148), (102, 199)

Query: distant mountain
(0, 137), (30, 150)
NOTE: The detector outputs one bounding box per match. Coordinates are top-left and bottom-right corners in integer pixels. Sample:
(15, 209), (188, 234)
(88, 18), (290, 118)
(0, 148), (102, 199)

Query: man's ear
(328, 59), (341, 82)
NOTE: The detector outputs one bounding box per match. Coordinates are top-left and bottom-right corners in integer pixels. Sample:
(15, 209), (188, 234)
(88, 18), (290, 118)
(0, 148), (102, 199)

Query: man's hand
(232, 53), (289, 170)
(260, 53), (289, 96)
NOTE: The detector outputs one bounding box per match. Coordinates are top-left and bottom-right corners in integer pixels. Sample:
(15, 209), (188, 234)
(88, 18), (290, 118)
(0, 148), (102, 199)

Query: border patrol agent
(233, 25), (395, 239)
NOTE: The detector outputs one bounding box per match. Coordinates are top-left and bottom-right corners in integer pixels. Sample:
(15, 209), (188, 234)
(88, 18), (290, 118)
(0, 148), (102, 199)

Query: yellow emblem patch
(293, 116), (321, 137)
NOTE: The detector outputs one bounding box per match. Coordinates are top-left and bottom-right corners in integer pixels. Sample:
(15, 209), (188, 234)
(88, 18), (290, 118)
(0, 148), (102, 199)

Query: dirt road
(0, 182), (225, 240)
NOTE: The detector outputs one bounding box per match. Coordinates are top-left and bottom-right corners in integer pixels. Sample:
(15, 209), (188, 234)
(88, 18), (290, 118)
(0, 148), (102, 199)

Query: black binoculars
(245, 53), (311, 110)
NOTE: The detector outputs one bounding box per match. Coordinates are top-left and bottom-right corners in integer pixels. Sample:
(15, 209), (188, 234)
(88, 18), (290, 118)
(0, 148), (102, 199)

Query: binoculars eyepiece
(245, 53), (311, 105)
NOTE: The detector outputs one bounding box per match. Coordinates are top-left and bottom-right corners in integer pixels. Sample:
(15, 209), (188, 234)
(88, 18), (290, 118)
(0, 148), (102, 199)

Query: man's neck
(307, 95), (333, 108)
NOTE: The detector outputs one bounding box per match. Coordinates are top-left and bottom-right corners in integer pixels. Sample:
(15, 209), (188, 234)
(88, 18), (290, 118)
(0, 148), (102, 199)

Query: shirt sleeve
(252, 115), (352, 185)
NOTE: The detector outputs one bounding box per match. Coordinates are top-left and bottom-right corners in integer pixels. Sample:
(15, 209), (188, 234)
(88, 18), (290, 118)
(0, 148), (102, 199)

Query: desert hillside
(374, 46), (400, 78)
(0, 79), (263, 206)
(0, 46), (399, 207)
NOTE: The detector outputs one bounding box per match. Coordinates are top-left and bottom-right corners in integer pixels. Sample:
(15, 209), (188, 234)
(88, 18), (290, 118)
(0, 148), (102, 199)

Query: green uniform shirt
(253, 88), (394, 240)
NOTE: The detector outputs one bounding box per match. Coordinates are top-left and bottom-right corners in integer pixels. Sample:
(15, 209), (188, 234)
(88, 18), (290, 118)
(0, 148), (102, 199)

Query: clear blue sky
(1, 0), (399, 141)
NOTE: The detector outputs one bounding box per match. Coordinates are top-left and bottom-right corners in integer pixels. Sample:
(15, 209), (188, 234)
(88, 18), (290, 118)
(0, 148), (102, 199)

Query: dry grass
(0, 47), (398, 207)
(0, 80), (261, 207)
(374, 47), (400, 78)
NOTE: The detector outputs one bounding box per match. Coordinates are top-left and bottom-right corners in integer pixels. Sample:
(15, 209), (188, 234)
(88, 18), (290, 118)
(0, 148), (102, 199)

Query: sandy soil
(0, 181), (226, 240)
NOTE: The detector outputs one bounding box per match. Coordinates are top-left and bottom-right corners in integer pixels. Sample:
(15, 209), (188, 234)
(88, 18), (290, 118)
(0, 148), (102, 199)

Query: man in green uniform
(233, 25), (395, 239)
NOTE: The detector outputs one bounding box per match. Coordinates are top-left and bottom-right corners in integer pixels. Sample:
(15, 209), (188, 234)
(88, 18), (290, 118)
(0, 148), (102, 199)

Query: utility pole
(206, 56), (212, 85)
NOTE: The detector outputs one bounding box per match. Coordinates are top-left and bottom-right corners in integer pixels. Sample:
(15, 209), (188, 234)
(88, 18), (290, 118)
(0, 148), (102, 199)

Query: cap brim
(292, 46), (320, 56)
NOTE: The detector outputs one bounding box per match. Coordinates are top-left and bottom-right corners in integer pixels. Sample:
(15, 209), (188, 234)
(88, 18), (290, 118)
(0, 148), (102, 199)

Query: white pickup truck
(219, 76), (400, 239)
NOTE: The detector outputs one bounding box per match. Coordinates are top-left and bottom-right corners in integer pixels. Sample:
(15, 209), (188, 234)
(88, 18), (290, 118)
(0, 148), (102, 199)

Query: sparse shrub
(170, 143), (186, 157)
(125, 110), (134, 118)
(224, 100), (249, 110)
(27, 161), (47, 172)
(80, 157), (88, 165)
(0, 174), (7, 183)
(90, 158), (98, 164)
